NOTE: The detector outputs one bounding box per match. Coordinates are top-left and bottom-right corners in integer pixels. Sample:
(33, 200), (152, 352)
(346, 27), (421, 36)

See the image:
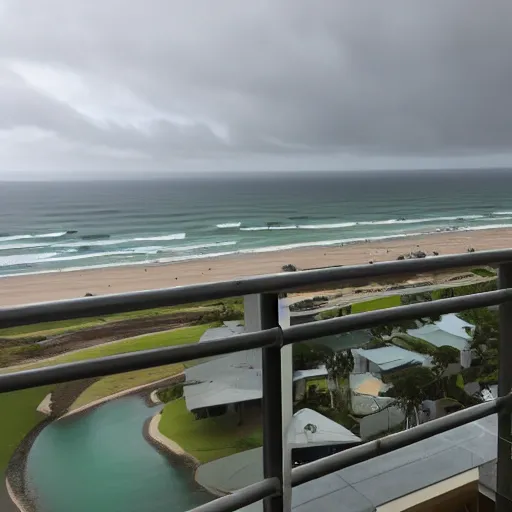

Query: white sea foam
(240, 225), (299, 231)
(4, 220), (512, 276)
(240, 215), (486, 231)
(216, 222), (242, 228)
(0, 252), (59, 266)
(170, 241), (237, 252)
(0, 232), (68, 242)
(0, 242), (52, 251)
(459, 223), (512, 231)
(133, 233), (186, 241)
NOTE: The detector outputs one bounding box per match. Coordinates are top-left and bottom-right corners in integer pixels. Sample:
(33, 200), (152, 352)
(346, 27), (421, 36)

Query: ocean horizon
(1, 169), (512, 278)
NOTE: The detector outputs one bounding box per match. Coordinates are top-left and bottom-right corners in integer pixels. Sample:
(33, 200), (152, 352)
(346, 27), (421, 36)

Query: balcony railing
(2, 249), (512, 512)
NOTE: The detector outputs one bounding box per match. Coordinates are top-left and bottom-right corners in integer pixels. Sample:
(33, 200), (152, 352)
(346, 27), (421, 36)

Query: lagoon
(25, 396), (211, 512)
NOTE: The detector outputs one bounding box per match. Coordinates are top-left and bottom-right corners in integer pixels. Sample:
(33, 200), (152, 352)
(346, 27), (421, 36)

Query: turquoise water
(2, 169), (512, 276)
(25, 397), (211, 512)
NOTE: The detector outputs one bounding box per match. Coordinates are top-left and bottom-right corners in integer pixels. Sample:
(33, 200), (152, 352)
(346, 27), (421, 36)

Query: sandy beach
(1, 228), (510, 307)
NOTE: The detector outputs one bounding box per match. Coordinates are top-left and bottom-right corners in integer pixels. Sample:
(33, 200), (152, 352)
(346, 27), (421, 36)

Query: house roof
(186, 323), (328, 410)
(312, 330), (371, 352)
(196, 414), (498, 512)
(353, 346), (427, 372)
(288, 408), (361, 447)
(349, 373), (390, 397)
(293, 366), (328, 382)
(184, 344), (262, 410)
(407, 314), (473, 351)
(435, 314), (473, 339)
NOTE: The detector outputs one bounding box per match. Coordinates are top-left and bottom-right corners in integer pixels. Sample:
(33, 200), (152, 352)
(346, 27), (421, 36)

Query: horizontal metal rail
(283, 288), (512, 344)
(0, 248), (507, 328)
(1, 289), (509, 394)
(292, 394), (512, 487)
(0, 328), (280, 393)
(0, 289), (508, 393)
(191, 478), (280, 512)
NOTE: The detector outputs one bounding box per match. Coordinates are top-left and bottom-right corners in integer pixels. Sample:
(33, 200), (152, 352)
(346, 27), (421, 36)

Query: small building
(420, 397), (465, 422)
(292, 366), (328, 402)
(289, 408), (361, 464)
(195, 408), (362, 492)
(352, 345), (429, 377)
(407, 314), (474, 368)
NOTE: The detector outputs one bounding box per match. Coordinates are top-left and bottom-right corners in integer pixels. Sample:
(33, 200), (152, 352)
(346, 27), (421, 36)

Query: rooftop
(407, 313), (474, 352)
(353, 345), (427, 372)
(288, 408), (361, 447)
(197, 415), (497, 511)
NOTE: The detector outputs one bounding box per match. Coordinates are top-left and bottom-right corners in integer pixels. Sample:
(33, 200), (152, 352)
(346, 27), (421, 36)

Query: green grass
(159, 398), (262, 463)
(67, 324), (211, 408)
(351, 295), (401, 313)
(0, 385), (54, 470)
(71, 364), (185, 410)
(0, 298), (243, 339)
(307, 378), (328, 391)
(1, 323), (213, 375)
(472, 267), (496, 278)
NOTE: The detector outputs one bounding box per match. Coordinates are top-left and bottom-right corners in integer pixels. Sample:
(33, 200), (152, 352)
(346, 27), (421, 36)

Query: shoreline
(145, 413), (200, 468)
(1, 228), (511, 307)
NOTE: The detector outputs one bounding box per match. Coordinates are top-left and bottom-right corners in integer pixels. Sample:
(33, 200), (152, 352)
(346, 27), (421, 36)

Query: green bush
(157, 383), (184, 403)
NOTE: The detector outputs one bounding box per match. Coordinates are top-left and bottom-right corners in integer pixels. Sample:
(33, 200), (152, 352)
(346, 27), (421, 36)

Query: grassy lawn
(70, 363), (185, 410)
(351, 295), (401, 313)
(471, 267), (496, 278)
(0, 385), (54, 471)
(1, 324), (213, 374)
(159, 398), (262, 463)
(66, 324), (211, 408)
(0, 298), (243, 339)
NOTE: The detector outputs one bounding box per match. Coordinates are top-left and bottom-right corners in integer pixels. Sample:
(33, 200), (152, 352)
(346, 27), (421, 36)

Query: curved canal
(25, 396), (211, 512)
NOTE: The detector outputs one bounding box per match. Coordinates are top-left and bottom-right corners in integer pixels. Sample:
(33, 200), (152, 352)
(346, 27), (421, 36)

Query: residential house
(407, 314), (474, 368)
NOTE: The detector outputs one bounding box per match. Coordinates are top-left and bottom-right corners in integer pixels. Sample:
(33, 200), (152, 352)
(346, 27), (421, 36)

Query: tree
(385, 366), (435, 427)
(432, 346), (459, 378)
(293, 342), (331, 371)
(323, 349), (354, 408)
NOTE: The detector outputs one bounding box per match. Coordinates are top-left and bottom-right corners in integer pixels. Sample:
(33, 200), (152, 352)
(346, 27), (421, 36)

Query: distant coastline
(1, 226), (510, 307)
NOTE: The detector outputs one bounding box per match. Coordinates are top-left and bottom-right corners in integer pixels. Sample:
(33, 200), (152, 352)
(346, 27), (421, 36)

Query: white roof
(287, 408), (361, 447)
(293, 366), (328, 382)
(184, 347), (262, 411)
(407, 314), (473, 351)
(353, 346), (426, 372)
(435, 314), (473, 339)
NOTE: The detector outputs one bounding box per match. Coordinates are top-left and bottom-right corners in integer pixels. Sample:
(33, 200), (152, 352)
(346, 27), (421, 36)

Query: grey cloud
(1, 0), (512, 176)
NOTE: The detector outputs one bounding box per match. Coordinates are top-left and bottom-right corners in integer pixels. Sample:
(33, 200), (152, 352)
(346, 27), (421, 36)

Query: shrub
(157, 383), (184, 403)
(282, 264), (297, 272)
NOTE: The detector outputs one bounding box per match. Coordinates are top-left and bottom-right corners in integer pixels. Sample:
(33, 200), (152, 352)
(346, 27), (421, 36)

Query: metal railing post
(497, 264), (512, 511)
(260, 293), (284, 512)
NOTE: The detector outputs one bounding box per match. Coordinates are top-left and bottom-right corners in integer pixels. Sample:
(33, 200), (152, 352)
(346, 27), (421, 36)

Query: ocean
(1, 169), (512, 278)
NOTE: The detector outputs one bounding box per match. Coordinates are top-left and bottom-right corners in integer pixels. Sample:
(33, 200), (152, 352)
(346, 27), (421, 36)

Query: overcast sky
(1, 0), (512, 179)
